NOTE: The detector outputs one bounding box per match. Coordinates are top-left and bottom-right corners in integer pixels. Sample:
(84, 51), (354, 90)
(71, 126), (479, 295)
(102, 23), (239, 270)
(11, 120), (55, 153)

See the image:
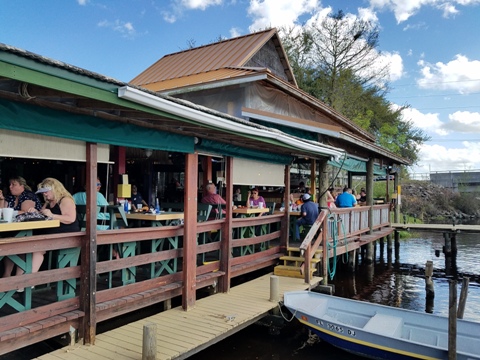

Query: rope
(277, 301), (297, 322)
(326, 214), (338, 280)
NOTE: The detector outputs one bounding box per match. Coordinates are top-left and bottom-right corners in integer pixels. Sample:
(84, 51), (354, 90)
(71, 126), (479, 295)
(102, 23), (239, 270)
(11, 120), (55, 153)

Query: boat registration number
(317, 320), (356, 337)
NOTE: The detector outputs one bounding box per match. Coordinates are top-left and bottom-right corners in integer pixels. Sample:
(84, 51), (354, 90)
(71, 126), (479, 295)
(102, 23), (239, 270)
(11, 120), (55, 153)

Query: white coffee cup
(258, 202), (264, 209)
(137, 204), (142, 210)
(3, 208), (14, 223)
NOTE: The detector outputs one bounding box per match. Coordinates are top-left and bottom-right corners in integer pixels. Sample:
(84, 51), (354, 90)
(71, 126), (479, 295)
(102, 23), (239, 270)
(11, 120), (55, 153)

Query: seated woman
(3, 178), (79, 281)
(0, 175), (42, 214)
(246, 188), (266, 215)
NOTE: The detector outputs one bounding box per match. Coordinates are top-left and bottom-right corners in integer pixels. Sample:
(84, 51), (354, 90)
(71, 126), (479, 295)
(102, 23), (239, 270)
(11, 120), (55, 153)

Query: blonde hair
(37, 177), (74, 202)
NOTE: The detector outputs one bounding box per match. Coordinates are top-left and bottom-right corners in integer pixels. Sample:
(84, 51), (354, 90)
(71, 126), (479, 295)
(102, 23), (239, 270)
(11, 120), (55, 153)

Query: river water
(190, 230), (480, 360)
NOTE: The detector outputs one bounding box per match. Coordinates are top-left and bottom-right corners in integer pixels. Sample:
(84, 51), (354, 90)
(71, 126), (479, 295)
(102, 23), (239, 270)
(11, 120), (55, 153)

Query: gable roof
(131, 28), (296, 87)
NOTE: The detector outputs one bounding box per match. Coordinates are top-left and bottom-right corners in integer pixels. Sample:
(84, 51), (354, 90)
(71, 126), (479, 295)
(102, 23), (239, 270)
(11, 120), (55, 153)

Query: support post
(218, 156), (233, 293)
(270, 275), (279, 302)
(425, 260), (434, 314)
(142, 323), (157, 360)
(448, 280), (457, 360)
(457, 277), (470, 319)
(182, 152), (198, 309)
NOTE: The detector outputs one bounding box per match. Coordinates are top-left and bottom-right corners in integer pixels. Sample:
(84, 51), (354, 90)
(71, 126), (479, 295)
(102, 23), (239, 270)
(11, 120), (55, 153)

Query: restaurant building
(0, 31), (406, 355)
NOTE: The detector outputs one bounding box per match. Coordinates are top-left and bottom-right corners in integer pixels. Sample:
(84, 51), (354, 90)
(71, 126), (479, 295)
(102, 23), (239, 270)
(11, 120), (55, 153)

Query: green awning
(329, 156), (386, 176)
(197, 139), (293, 164)
(0, 98), (193, 152)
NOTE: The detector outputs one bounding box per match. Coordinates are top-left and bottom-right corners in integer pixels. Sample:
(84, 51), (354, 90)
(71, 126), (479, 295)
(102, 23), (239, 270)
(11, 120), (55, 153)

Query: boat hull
(284, 291), (480, 360)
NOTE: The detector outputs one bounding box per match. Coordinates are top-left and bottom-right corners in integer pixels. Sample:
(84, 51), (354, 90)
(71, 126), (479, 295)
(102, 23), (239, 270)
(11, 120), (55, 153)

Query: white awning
(0, 129), (111, 163)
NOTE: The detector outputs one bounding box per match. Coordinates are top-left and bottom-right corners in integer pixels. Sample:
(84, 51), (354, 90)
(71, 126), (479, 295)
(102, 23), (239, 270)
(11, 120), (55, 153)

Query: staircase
(274, 246), (323, 279)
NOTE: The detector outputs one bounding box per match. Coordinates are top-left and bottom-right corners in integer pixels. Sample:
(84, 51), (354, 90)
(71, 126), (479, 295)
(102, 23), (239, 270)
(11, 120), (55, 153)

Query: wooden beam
(219, 156), (233, 293)
(80, 142), (98, 344)
(183, 152), (198, 310)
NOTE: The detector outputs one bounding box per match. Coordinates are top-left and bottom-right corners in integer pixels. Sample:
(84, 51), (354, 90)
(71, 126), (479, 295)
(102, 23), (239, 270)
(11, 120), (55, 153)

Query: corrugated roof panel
(131, 29), (277, 85)
(141, 68), (261, 92)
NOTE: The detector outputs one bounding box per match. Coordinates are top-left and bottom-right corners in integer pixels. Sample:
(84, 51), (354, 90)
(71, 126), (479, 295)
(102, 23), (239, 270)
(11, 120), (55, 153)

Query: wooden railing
(298, 204), (392, 283)
(0, 206), (390, 354)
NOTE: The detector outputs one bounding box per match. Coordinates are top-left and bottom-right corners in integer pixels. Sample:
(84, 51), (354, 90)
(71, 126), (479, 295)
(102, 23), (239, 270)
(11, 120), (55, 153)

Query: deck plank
(36, 273), (320, 360)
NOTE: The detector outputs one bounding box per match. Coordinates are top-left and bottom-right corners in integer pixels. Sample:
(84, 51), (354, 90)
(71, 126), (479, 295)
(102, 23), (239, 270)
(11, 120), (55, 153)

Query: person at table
(0, 175), (42, 214)
(326, 187), (336, 208)
(131, 185), (148, 211)
(295, 193), (319, 242)
(335, 187), (357, 208)
(72, 177), (110, 226)
(3, 178), (79, 279)
(357, 188), (367, 206)
(201, 183), (236, 219)
(246, 188), (266, 215)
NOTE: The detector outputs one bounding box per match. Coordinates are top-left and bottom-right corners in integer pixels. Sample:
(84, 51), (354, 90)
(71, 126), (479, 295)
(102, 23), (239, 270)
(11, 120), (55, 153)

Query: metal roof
(130, 28), (296, 86)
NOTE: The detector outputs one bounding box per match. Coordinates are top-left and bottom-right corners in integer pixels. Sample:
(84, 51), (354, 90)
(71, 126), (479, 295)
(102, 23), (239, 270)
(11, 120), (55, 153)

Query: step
(274, 265), (316, 279)
(287, 247), (323, 258)
(279, 256), (320, 264)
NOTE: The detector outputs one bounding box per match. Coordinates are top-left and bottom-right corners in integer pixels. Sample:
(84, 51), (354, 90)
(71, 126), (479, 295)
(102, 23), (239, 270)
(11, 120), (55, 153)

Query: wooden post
(310, 159), (316, 202)
(319, 159), (328, 209)
(387, 233), (393, 268)
(457, 277), (470, 319)
(347, 249), (356, 273)
(182, 152), (198, 309)
(394, 230), (400, 263)
(280, 165), (291, 250)
(142, 323), (157, 360)
(424, 257), (435, 314)
(448, 280), (457, 360)
(218, 156), (233, 293)
(80, 142), (98, 345)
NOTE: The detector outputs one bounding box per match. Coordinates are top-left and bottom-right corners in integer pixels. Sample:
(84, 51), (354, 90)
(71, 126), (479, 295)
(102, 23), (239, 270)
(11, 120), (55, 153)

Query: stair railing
(299, 210), (328, 283)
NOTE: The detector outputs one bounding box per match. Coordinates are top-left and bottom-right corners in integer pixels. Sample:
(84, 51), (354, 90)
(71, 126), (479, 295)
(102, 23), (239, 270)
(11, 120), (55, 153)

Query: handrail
(300, 210), (328, 283)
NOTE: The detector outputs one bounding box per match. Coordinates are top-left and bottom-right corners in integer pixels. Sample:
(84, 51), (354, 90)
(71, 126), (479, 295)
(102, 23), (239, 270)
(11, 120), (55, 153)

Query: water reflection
(335, 231), (480, 321)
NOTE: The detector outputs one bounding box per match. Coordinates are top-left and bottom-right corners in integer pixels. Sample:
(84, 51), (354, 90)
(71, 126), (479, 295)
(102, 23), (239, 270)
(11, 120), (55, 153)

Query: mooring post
(142, 322), (157, 360)
(425, 261), (434, 313)
(347, 249), (356, 273)
(394, 230), (400, 263)
(387, 233), (393, 268)
(270, 275), (280, 315)
(448, 280), (457, 360)
(270, 275), (279, 302)
(457, 277), (470, 319)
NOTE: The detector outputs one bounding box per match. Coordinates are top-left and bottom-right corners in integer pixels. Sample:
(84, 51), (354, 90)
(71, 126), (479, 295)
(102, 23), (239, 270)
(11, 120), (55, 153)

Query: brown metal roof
(130, 28), (295, 87)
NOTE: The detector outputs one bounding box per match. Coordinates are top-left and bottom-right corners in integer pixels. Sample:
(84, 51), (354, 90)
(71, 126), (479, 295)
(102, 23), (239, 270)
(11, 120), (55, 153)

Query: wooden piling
(425, 260), (434, 299)
(270, 275), (279, 302)
(448, 280), (457, 360)
(142, 322), (157, 360)
(394, 230), (400, 263)
(457, 277), (470, 320)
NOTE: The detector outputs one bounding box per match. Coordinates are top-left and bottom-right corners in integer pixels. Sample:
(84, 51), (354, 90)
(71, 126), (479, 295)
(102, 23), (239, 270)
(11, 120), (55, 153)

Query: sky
(1, 0), (480, 176)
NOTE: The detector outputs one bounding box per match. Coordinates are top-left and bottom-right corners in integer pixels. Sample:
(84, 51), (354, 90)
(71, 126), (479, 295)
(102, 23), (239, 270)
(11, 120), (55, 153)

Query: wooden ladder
(274, 246), (323, 279)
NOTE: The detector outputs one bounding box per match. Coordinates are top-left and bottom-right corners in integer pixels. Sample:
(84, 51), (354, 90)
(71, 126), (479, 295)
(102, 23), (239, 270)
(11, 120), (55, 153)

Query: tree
(279, 11), (429, 165)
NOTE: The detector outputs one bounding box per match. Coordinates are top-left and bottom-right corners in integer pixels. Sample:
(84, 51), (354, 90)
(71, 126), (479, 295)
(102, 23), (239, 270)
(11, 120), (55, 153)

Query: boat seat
(363, 313), (403, 338)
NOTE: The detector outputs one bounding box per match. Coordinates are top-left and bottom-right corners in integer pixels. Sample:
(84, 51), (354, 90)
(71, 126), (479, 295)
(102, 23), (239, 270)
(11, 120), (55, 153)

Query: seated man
(357, 188), (367, 206)
(201, 183), (236, 219)
(335, 187), (357, 208)
(295, 193), (318, 241)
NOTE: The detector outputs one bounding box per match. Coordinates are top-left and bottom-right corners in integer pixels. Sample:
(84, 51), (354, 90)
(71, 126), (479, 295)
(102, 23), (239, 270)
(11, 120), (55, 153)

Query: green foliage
(279, 11), (429, 165)
(451, 192), (480, 214)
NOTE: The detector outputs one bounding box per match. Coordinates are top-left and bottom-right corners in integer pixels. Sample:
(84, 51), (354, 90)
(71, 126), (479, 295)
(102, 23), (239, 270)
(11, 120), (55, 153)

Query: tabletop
(233, 207), (270, 215)
(0, 219), (61, 233)
(118, 211), (184, 221)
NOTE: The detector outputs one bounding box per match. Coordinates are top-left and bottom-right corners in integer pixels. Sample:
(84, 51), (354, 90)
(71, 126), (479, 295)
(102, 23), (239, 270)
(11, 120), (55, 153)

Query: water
(190, 230), (480, 359)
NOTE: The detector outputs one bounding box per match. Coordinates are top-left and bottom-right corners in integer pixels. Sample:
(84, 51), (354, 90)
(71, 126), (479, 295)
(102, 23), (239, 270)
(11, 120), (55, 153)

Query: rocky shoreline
(400, 181), (479, 222)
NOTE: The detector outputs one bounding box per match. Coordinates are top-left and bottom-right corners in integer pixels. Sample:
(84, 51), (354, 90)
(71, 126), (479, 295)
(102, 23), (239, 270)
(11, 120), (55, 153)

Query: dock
(35, 273), (320, 360)
(391, 223), (480, 233)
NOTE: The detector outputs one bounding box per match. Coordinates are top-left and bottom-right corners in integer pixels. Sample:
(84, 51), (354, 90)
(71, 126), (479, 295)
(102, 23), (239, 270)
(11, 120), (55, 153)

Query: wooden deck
(392, 223), (480, 233)
(35, 273), (321, 360)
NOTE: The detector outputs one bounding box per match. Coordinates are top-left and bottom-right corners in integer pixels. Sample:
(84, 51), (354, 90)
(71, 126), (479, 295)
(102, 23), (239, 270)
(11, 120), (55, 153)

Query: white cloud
(368, 0), (480, 23)
(445, 111), (480, 132)
(180, 0), (223, 11)
(417, 55), (480, 93)
(247, 0), (320, 31)
(98, 20), (137, 38)
(230, 27), (242, 38)
(393, 104), (447, 135)
(380, 51), (404, 81)
(412, 142), (480, 173)
(77, 0), (88, 5)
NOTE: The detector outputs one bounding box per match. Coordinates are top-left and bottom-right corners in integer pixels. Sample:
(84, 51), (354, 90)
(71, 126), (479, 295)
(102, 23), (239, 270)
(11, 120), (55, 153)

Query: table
(119, 212), (185, 277)
(232, 207), (269, 255)
(0, 220), (60, 312)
